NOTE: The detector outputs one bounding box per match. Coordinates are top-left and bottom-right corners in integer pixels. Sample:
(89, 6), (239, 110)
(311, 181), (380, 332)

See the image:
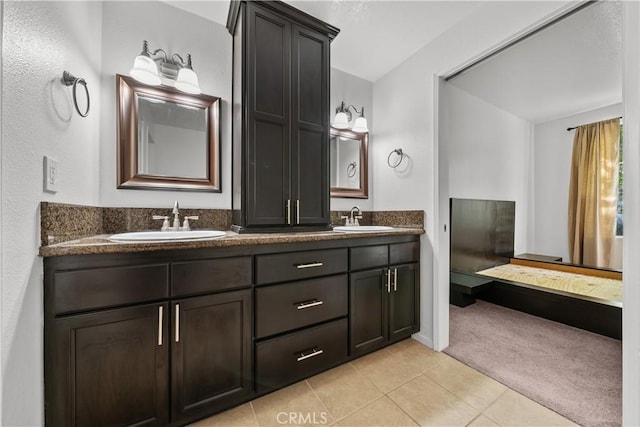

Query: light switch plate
(43, 156), (58, 193)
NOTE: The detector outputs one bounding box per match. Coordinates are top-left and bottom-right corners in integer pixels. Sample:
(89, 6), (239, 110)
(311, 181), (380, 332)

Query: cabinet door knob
(297, 348), (324, 362)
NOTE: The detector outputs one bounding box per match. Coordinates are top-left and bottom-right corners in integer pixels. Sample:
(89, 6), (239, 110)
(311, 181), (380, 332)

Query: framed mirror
(330, 128), (368, 198)
(116, 74), (221, 192)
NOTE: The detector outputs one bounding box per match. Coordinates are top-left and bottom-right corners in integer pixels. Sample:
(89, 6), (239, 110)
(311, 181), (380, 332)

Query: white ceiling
(164, 1), (622, 123)
(447, 1), (622, 124)
(164, 0), (481, 82)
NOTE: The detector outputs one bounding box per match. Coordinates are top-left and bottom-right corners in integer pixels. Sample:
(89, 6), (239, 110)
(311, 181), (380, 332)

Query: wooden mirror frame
(116, 74), (221, 192)
(330, 128), (368, 199)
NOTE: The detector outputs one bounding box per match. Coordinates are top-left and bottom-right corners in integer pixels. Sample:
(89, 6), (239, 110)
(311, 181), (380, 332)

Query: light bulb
(130, 55), (161, 86)
(332, 111), (350, 129)
(175, 68), (201, 94)
(352, 116), (368, 133)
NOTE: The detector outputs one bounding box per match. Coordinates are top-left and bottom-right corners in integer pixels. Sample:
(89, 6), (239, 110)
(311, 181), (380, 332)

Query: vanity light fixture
(129, 40), (201, 94)
(331, 101), (368, 133)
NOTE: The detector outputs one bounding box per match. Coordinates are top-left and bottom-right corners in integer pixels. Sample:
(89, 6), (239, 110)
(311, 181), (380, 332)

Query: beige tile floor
(190, 339), (576, 427)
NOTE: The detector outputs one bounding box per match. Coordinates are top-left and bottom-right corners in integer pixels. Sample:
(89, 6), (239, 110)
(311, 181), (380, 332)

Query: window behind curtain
(617, 125), (624, 236)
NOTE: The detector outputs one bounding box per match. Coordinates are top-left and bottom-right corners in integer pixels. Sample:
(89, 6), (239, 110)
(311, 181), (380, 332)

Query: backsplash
(330, 210), (424, 228)
(40, 202), (424, 246)
(102, 207), (233, 235)
(40, 202), (232, 246)
(40, 203), (104, 246)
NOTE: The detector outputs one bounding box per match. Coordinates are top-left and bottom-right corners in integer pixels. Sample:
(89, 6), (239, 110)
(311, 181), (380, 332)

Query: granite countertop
(39, 227), (425, 257)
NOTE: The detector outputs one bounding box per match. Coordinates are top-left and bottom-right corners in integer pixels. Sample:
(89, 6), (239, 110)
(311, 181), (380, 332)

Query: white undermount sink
(108, 230), (226, 242)
(333, 225), (394, 233)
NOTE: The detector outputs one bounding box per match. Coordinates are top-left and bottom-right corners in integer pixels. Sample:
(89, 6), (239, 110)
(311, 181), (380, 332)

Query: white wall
(447, 85), (532, 255)
(533, 103), (623, 266)
(372, 1), (575, 349)
(330, 68), (373, 211)
(0, 2), (4, 423)
(1, 1), (606, 424)
(1, 2), (103, 425)
(623, 3), (640, 423)
(100, 1), (231, 209)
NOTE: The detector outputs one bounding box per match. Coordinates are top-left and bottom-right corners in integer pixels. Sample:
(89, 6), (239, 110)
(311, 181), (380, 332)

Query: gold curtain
(568, 118), (620, 268)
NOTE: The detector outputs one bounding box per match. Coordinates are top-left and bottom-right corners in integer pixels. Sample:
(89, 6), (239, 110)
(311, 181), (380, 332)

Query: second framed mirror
(330, 128), (368, 198)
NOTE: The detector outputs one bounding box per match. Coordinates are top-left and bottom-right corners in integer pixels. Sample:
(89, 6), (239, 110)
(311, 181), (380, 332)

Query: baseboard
(411, 332), (434, 349)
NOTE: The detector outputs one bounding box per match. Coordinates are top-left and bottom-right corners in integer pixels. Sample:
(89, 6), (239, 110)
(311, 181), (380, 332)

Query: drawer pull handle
(386, 269), (391, 293)
(296, 262), (324, 269)
(297, 348), (324, 362)
(175, 303), (180, 343)
(297, 300), (324, 310)
(394, 268), (398, 292)
(158, 306), (163, 346)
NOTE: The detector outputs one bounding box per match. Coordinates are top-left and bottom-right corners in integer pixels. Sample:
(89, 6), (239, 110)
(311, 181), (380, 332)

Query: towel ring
(387, 148), (406, 168)
(347, 161), (357, 178)
(62, 71), (90, 117)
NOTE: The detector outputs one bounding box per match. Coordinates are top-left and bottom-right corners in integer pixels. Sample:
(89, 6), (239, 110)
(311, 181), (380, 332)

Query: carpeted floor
(446, 301), (622, 427)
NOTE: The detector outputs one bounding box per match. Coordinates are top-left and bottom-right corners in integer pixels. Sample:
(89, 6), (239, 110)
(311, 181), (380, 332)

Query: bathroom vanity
(42, 230), (421, 426)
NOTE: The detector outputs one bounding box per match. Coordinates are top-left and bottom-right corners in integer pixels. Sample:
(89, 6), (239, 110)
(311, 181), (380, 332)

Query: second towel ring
(347, 162), (357, 178)
(62, 71), (90, 118)
(387, 148), (406, 168)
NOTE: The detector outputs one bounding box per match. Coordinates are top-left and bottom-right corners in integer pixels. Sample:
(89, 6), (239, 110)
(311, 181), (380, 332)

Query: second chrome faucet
(152, 201), (199, 231)
(341, 206), (363, 226)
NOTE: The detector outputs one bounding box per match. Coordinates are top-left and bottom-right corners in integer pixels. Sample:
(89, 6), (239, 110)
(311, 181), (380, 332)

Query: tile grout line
(478, 388), (509, 426)
(304, 379), (337, 425)
(421, 363), (508, 413)
(465, 413), (490, 427)
(248, 401), (260, 427)
(333, 395), (410, 426)
(305, 366), (387, 425)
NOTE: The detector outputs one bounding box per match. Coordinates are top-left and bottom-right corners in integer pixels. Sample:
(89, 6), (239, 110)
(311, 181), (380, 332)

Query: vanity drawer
(171, 256), (252, 297)
(350, 245), (388, 271)
(53, 264), (169, 315)
(255, 318), (347, 393)
(390, 241), (420, 265)
(255, 248), (348, 285)
(255, 275), (348, 338)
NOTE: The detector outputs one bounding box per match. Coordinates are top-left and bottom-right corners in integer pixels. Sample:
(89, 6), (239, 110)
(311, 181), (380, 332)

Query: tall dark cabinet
(227, 1), (339, 233)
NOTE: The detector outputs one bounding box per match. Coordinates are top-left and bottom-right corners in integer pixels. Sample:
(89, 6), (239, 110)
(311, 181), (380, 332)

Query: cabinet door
(389, 264), (419, 341)
(349, 269), (389, 356)
(51, 304), (169, 427)
(246, 4), (292, 226)
(171, 290), (252, 422)
(291, 24), (331, 225)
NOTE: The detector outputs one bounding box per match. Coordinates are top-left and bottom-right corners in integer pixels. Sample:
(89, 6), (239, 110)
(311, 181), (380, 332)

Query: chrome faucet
(341, 206), (363, 226)
(152, 200), (199, 231)
(172, 200), (181, 230)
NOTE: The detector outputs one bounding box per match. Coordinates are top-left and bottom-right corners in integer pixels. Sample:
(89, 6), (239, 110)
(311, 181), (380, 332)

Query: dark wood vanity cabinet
(349, 243), (420, 356)
(51, 303), (170, 427)
(44, 255), (252, 427)
(43, 234), (420, 426)
(253, 248), (349, 393)
(171, 290), (252, 422)
(227, 1), (339, 232)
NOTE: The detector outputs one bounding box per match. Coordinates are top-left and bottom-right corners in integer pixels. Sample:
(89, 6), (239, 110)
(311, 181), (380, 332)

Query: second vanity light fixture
(129, 40), (201, 94)
(331, 101), (368, 133)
